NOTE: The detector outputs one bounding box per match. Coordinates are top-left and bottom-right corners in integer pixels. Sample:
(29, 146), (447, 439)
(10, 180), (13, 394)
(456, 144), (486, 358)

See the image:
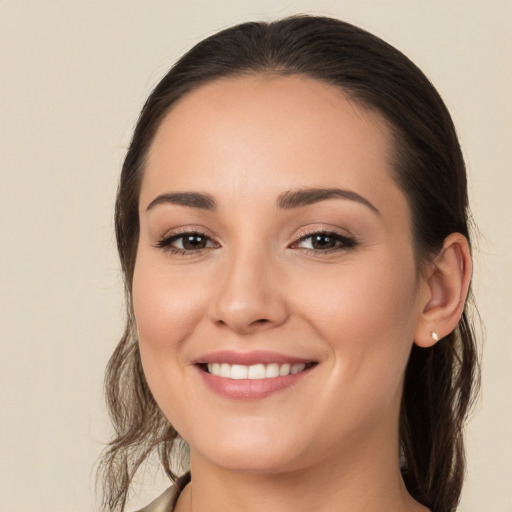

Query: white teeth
(279, 363), (291, 376)
(248, 364), (266, 379)
(206, 362), (309, 379)
(231, 364), (248, 379)
(291, 363), (306, 374)
(265, 363), (279, 378)
(220, 363), (231, 378)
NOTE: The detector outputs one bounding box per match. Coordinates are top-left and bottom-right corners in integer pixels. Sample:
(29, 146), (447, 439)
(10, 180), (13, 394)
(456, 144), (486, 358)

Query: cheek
(133, 257), (206, 349)
(302, 253), (417, 327)
(131, 254), (210, 407)
(297, 256), (419, 397)
(132, 258), (213, 437)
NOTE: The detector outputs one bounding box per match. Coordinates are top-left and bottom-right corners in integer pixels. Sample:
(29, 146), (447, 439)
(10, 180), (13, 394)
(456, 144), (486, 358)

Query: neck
(175, 429), (428, 512)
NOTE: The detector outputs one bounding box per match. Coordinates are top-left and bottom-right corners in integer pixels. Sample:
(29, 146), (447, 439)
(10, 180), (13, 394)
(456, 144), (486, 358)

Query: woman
(99, 15), (479, 512)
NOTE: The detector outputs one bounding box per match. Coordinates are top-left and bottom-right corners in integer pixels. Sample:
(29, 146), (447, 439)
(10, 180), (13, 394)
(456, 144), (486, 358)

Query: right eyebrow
(145, 192), (217, 211)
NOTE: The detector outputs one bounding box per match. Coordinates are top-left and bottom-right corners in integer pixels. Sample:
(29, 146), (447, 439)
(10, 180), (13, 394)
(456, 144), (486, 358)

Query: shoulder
(134, 485), (178, 512)
(134, 473), (191, 512)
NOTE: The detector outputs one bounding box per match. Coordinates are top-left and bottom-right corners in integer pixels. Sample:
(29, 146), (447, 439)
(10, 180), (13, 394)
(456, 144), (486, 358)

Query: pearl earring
(430, 331), (439, 342)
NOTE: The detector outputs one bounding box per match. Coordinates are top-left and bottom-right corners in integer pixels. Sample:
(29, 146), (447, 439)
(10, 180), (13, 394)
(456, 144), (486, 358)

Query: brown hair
(99, 15), (479, 512)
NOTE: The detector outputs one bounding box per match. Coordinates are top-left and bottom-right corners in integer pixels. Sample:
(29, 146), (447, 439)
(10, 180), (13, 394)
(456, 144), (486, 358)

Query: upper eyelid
(292, 226), (353, 242)
(297, 229), (346, 238)
(158, 226), (220, 242)
(158, 231), (219, 247)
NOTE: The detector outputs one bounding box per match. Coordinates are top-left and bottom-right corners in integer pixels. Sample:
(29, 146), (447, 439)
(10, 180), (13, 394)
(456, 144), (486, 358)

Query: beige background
(1, 1), (510, 511)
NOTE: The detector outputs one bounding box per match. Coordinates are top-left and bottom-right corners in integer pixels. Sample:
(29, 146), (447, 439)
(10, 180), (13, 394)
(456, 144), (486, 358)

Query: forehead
(142, 74), (405, 219)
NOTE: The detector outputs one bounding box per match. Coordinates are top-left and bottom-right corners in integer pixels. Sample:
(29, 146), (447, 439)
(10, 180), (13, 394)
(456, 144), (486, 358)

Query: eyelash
(155, 230), (218, 256)
(155, 229), (357, 256)
(292, 230), (357, 254)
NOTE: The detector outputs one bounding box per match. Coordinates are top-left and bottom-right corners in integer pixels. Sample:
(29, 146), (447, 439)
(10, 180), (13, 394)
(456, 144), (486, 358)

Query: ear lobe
(414, 233), (472, 348)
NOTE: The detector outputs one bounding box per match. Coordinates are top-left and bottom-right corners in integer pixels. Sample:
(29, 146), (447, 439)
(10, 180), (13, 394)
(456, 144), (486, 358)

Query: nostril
(250, 318), (271, 327)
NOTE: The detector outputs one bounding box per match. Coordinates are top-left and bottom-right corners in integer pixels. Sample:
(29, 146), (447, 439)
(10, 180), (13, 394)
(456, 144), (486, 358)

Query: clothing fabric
(135, 473), (190, 512)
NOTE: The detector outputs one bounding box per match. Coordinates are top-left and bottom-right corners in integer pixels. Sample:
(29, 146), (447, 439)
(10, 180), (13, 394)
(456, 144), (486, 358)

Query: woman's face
(133, 75), (429, 473)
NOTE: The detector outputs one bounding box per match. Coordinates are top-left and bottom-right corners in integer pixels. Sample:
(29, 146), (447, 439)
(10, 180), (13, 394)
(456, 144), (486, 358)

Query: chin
(204, 450), (300, 475)
(189, 428), (305, 474)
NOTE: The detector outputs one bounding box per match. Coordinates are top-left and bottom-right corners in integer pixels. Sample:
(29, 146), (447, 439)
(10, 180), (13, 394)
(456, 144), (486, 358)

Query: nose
(210, 248), (289, 335)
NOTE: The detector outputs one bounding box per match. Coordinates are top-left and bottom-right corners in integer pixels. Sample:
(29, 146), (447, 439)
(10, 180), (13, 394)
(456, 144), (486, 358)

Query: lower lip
(197, 366), (314, 400)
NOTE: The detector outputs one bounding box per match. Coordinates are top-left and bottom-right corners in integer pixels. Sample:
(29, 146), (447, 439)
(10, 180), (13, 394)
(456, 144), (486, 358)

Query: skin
(133, 75), (470, 511)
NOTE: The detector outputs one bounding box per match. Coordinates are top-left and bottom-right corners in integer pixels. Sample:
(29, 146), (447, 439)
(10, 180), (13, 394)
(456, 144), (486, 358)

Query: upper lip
(192, 350), (315, 366)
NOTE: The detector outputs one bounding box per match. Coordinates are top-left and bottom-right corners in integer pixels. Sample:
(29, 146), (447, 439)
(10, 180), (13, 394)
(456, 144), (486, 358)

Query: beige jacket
(136, 473), (190, 512)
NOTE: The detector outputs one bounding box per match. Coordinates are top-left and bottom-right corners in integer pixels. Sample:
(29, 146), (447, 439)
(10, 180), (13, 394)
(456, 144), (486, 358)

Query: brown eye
(181, 234), (208, 250)
(310, 233), (337, 250)
(156, 231), (218, 253)
(294, 231), (356, 252)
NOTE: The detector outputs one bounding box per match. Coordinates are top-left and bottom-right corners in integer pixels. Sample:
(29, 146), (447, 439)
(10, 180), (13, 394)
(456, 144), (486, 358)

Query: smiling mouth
(198, 362), (317, 380)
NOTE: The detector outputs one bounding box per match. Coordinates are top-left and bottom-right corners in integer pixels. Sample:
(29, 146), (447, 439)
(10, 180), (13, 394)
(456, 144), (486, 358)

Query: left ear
(414, 233), (472, 348)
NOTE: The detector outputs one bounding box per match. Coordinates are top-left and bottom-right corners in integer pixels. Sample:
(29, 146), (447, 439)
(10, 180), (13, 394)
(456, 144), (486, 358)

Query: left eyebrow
(277, 187), (380, 215)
